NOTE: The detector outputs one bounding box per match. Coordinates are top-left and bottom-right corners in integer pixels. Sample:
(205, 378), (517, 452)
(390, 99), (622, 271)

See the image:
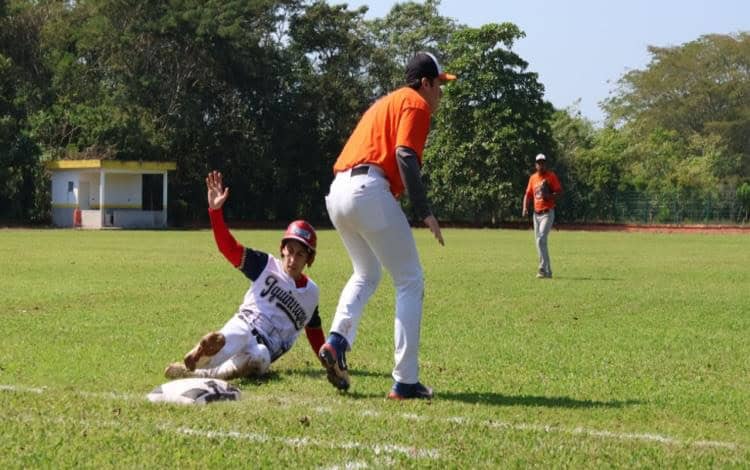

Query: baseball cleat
(184, 331), (226, 371)
(318, 343), (350, 391)
(387, 381), (434, 400)
(164, 362), (192, 379)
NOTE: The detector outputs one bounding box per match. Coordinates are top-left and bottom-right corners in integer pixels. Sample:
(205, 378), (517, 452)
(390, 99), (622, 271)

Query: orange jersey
(333, 87), (431, 197)
(525, 171), (562, 212)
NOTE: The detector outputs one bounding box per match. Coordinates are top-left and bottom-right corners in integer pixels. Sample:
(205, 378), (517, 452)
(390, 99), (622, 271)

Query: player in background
(164, 170), (325, 380)
(522, 153), (563, 278)
(319, 52), (456, 400)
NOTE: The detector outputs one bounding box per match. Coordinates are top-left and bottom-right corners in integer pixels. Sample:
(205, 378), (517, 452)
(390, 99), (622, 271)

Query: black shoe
(319, 343), (350, 391)
(387, 381), (433, 400)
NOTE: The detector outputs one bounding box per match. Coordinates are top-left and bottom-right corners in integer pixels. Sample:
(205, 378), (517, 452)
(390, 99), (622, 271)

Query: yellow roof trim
(46, 160), (177, 171)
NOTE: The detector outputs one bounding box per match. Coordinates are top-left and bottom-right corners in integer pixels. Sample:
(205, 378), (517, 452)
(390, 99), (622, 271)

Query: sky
(329, 0), (749, 124)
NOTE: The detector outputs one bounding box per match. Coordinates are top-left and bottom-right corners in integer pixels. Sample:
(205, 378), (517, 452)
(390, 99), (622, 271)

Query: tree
(604, 33), (750, 185)
(367, 0), (459, 95)
(548, 106), (595, 221)
(737, 182), (750, 223)
(286, 1), (375, 219)
(425, 23), (554, 223)
(0, 0), (46, 222)
(27, 0), (326, 223)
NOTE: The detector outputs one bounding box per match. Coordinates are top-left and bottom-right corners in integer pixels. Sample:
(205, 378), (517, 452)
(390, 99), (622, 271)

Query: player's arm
(522, 179), (532, 216)
(395, 107), (444, 246)
(208, 208), (267, 280)
(396, 146), (444, 246)
(303, 307), (326, 365)
(396, 147), (431, 220)
(206, 171), (268, 280)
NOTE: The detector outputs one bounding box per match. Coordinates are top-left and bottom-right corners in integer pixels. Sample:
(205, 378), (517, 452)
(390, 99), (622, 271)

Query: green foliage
(546, 107), (589, 220)
(285, 1), (375, 218)
(737, 182), (750, 222)
(548, 33), (750, 223)
(604, 32), (750, 185)
(1, 0), (748, 225)
(0, 3), (45, 222)
(426, 23), (554, 223)
(367, 0), (458, 94)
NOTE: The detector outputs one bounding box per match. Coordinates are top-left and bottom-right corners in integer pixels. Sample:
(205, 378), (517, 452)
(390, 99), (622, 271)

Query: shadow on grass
(235, 371), (283, 387)
(234, 368), (635, 410)
(437, 391), (640, 408)
(292, 387), (643, 405)
(235, 367), (391, 388)
(281, 367), (391, 380)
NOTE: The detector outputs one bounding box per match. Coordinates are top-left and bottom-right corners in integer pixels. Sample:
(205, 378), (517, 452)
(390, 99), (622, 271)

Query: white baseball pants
(193, 314), (271, 379)
(325, 167), (425, 384)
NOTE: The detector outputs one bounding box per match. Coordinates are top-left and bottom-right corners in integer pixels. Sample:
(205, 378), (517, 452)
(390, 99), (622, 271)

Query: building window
(142, 174), (163, 210)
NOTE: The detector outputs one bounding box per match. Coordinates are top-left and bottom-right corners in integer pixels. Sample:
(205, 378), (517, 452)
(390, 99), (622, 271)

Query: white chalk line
(1, 410), (438, 461)
(169, 426), (439, 459)
(1, 383), (743, 452)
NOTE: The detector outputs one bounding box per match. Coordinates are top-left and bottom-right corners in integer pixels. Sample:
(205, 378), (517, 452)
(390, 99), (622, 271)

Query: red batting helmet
(280, 220), (317, 266)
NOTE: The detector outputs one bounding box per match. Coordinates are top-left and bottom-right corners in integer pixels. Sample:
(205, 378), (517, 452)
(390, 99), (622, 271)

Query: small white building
(47, 159), (177, 229)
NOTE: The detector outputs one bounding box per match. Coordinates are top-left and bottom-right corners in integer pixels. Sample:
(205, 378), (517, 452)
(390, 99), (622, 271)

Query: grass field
(1, 227), (749, 468)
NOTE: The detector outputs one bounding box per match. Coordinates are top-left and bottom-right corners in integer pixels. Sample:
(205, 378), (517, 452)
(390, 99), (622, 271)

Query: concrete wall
(51, 171), (143, 209)
(113, 210), (165, 228)
(51, 207), (75, 227)
(52, 208), (164, 228)
(81, 210), (102, 228)
(50, 171), (80, 209)
(88, 173), (141, 209)
(50, 169), (166, 228)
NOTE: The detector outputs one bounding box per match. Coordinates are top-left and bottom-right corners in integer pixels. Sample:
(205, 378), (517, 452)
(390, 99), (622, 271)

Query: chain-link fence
(570, 191), (750, 225)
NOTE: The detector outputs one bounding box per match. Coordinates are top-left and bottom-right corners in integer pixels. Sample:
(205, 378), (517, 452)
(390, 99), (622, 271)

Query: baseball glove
(539, 179), (552, 199)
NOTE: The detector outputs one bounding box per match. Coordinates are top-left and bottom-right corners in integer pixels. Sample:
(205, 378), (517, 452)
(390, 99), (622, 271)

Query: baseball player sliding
(164, 171), (325, 380)
(319, 52), (456, 400)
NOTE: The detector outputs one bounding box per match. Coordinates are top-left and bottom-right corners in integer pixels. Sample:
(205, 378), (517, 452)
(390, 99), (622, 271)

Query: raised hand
(206, 170), (229, 209)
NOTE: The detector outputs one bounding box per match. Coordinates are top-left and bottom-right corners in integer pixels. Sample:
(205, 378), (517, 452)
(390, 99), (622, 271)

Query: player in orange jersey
(522, 154), (563, 278)
(319, 52), (456, 400)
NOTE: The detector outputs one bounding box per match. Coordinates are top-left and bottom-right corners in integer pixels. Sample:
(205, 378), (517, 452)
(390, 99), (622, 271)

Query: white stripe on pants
(533, 208), (555, 275)
(325, 169), (424, 384)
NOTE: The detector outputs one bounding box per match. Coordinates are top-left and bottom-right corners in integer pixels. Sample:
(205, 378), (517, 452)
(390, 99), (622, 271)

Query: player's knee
(367, 264), (383, 284)
(353, 270), (382, 291)
(393, 270), (424, 292)
(235, 348), (271, 377)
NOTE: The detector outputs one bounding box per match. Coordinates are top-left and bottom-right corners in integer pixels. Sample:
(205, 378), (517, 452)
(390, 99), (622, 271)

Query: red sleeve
(304, 305), (325, 359)
(304, 326), (325, 358)
(208, 208), (244, 267)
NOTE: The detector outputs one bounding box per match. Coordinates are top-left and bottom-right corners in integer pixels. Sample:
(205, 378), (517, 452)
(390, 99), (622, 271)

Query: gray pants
(533, 209), (555, 275)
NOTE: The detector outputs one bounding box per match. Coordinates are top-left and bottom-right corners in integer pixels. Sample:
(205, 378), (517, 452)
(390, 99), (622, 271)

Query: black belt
(535, 209), (551, 215)
(252, 327), (284, 362)
(350, 165), (371, 176)
(251, 328), (269, 348)
(238, 312), (269, 346)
